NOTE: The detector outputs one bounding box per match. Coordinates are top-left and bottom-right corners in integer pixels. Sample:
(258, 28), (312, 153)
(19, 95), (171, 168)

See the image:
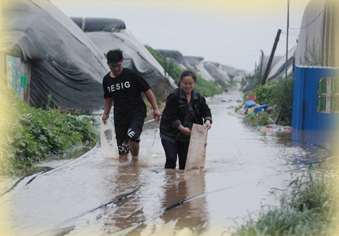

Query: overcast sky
(51, 0), (310, 73)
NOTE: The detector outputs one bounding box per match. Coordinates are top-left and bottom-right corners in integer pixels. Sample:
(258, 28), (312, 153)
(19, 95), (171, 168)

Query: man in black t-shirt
(102, 49), (161, 163)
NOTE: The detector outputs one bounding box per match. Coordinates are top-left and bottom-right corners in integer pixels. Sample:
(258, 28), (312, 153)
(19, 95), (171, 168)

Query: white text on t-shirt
(107, 81), (131, 92)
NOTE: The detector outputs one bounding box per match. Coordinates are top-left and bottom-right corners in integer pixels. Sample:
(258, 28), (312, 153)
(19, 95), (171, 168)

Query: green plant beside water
(245, 112), (275, 127)
(243, 78), (294, 127)
(0, 84), (97, 175)
(250, 82), (275, 106)
(231, 165), (338, 236)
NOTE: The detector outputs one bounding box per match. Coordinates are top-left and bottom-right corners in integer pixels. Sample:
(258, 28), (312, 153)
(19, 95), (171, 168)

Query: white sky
(51, 0), (311, 73)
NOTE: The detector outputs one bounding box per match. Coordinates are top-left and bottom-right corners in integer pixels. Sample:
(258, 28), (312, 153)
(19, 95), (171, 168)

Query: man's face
(107, 61), (123, 77)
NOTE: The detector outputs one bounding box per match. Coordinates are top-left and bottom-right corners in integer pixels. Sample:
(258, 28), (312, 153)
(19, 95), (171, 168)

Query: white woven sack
(100, 119), (119, 159)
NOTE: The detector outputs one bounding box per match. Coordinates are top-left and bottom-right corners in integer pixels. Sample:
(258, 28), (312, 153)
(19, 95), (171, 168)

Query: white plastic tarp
(183, 56), (215, 82)
(268, 46), (296, 80)
(204, 61), (230, 83)
(295, 0), (339, 67)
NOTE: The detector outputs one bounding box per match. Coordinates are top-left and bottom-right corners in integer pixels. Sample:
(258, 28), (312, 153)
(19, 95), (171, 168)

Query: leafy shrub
(0, 82), (21, 174)
(271, 78), (294, 126)
(12, 106), (96, 167)
(243, 78), (294, 126)
(252, 82), (275, 106)
(0, 82), (97, 174)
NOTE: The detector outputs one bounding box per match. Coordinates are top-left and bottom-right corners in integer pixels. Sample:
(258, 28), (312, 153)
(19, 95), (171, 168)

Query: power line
(289, 10), (324, 30)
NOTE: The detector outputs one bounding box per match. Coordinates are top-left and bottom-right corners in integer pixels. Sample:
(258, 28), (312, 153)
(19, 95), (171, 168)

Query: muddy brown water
(0, 89), (335, 236)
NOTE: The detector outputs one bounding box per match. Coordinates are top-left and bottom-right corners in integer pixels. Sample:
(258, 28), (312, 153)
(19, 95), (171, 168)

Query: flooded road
(0, 89), (334, 236)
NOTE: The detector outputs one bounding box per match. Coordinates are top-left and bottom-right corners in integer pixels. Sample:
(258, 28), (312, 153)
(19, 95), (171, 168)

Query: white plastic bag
(100, 119), (119, 159)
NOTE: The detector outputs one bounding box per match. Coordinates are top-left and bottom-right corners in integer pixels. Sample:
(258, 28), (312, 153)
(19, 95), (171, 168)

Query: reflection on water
(135, 170), (208, 235)
(100, 165), (145, 232)
(290, 129), (333, 165)
(257, 128), (334, 165)
(162, 170), (208, 234)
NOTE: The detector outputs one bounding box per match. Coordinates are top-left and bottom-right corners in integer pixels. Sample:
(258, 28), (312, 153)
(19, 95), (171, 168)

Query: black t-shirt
(103, 68), (150, 121)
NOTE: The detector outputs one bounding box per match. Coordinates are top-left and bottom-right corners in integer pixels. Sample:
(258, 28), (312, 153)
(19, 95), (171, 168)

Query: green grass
(0, 82), (97, 175)
(231, 165), (338, 236)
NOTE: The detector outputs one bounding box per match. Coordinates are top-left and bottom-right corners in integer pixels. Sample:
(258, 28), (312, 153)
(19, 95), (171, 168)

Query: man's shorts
(114, 111), (145, 155)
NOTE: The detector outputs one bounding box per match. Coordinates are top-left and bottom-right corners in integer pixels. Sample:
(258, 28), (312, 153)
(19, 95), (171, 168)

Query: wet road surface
(0, 89), (334, 236)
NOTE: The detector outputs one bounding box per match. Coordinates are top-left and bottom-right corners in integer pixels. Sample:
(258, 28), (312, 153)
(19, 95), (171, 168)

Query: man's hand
(153, 109), (161, 122)
(102, 114), (109, 124)
(145, 90), (161, 122)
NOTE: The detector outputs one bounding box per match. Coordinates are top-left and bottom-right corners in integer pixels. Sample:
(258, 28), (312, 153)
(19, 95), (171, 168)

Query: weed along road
(0, 89), (333, 236)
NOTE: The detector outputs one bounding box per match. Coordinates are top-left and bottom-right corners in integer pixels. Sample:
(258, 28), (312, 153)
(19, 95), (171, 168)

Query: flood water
(0, 88), (335, 236)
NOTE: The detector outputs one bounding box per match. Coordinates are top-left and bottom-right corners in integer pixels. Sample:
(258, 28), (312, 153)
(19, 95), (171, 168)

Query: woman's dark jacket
(160, 87), (212, 142)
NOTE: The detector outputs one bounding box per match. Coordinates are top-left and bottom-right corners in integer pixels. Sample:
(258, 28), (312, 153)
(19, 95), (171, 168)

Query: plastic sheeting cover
(183, 56), (215, 82)
(85, 30), (177, 88)
(257, 55), (283, 75)
(294, 0), (339, 67)
(268, 46), (296, 80)
(71, 17), (126, 32)
(183, 56), (204, 66)
(156, 49), (187, 66)
(204, 61), (230, 83)
(1, 0), (109, 111)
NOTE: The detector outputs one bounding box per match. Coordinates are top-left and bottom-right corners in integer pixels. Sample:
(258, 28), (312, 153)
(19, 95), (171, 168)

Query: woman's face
(180, 76), (195, 94)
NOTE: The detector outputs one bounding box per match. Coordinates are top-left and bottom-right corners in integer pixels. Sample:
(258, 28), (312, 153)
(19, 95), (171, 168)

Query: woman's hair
(179, 70), (197, 86)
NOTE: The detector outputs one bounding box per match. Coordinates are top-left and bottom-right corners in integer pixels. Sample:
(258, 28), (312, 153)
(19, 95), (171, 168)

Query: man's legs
(117, 140), (130, 163)
(127, 112), (145, 163)
(116, 130), (142, 163)
(119, 154), (129, 163)
(115, 109), (145, 164)
(115, 121), (131, 163)
(129, 140), (139, 163)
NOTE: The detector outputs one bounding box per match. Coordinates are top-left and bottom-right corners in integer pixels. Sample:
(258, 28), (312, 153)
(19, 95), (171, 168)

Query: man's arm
(102, 97), (113, 124)
(145, 89), (161, 121)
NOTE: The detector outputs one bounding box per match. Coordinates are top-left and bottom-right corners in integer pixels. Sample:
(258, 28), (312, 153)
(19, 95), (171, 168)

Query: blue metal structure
(292, 66), (339, 130)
